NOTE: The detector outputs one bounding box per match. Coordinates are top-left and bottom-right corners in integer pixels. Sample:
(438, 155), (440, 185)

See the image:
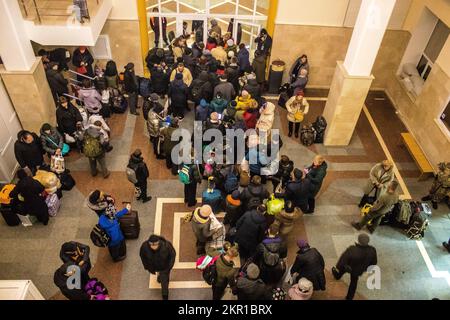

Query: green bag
(178, 164), (191, 184)
(266, 194), (285, 216)
(83, 133), (103, 158)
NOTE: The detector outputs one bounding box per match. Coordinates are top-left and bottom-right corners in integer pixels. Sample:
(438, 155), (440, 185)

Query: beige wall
(99, 20), (144, 76)
(270, 24), (409, 88)
(403, 0), (450, 32)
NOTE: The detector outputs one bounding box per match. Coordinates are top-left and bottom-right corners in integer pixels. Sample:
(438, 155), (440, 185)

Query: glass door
(235, 20), (261, 56)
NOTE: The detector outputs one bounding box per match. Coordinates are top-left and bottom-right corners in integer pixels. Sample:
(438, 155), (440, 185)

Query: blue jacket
(246, 148), (268, 175)
(237, 48), (250, 72)
(98, 208), (129, 247)
(195, 99), (210, 121)
(209, 98), (228, 114)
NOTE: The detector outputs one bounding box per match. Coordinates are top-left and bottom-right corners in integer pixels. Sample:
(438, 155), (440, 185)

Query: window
(416, 20), (450, 81)
(441, 99), (450, 132)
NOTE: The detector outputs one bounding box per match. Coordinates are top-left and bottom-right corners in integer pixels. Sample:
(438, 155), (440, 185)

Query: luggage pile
(300, 116), (328, 147)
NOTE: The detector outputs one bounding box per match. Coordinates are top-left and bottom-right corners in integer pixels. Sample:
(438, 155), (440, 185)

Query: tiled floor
(1, 91), (449, 300)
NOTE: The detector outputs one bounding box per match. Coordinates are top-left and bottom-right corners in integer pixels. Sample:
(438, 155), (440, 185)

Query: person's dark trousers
(237, 244), (252, 261)
(136, 181), (148, 200)
(173, 107), (184, 119)
(184, 182), (197, 206)
(157, 269), (171, 299)
(108, 240), (127, 262)
(196, 240), (206, 255)
(166, 157), (174, 171)
(332, 267), (359, 300)
(298, 202), (309, 214)
(127, 92), (138, 114)
(307, 197), (315, 213)
(212, 284), (227, 300)
(288, 121), (300, 137)
(150, 136), (159, 156)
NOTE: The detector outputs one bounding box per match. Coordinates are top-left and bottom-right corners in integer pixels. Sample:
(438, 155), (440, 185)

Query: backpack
(90, 224), (111, 247)
(312, 116), (327, 143)
(83, 133), (103, 158)
(126, 164), (138, 184)
(0, 184), (15, 205)
(224, 172), (239, 193)
(262, 245), (280, 267)
(178, 164), (192, 184)
(202, 260), (218, 285)
(301, 124), (316, 146)
(139, 77), (152, 98)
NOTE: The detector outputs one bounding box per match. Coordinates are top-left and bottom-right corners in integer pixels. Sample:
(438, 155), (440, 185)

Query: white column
(0, 0), (36, 71)
(343, 0), (396, 76)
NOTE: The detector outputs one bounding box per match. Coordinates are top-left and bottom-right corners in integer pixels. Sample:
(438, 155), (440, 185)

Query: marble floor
(0, 91), (449, 300)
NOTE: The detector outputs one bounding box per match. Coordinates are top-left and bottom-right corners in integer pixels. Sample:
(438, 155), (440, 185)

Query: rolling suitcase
(0, 204), (20, 226)
(119, 210), (140, 239)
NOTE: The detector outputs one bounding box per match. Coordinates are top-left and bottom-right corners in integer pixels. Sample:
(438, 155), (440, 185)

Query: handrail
(68, 69), (97, 81)
(62, 93), (81, 101)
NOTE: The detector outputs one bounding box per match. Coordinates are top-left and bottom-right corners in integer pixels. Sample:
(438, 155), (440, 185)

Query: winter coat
(98, 208), (129, 247)
(240, 183), (270, 208)
(226, 64), (240, 92)
(191, 207), (214, 243)
(128, 154), (149, 185)
(214, 81), (236, 103)
(86, 191), (115, 216)
(54, 262), (90, 300)
(170, 68), (193, 87)
(289, 58), (310, 81)
(48, 48), (71, 71)
(243, 79), (261, 103)
(224, 195), (243, 226)
(56, 103), (83, 135)
(236, 277), (272, 300)
(274, 207), (301, 236)
(78, 88), (102, 114)
(183, 54), (197, 75)
(243, 109), (258, 129)
(147, 104), (165, 137)
(284, 179), (312, 209)
(10, 176), (48, 218)
(255, 35), (272, 56)
(59, 241), (91, 284)
(211, 46), (228, 66)
(336, 243), (378, 277)
(140, 236), (176, 273)
(172, 46), (184, 61)
(237, 48), (250, 72)
(292, 76), (308, 95)
(286, 96), (310, 123)
(208, 249), (237, 288)
(160, 126), (179, 156)
(306, 162), (328, 197)
(235, 95), (256, 120)
(40, 126), (64, 155)
(72, 48), (94, 77)
(235, 210), (267, 252)
(196, 100), (210, 121)
(105, 75), (119, 89)
(223, 104), (237, 122)
(291, 248), (326, 291)
(14, 131), (44, 169)
(370, 187), (399, 216)
(46, 69), (68, 97)
(363, 163), (395, 195)
(168, 79), (189, 110)
(150, 67), (170, 95)
(255, 237), (287, 285)
(256, 102), (275, 132)
(252, 54), (266, 84)
(209, 98), (228, 114)
(288, 284), (313, 300)
(191, 72), (213, 103)
(124, 69), (138, 93)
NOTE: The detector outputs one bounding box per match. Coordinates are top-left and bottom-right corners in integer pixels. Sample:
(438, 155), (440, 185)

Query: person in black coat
(127, 149), (151, 203)
(279, 168), (312, 213)
(291, 240), (326, 291)
(38, 48), (71, 71)
(14, 130), (44, 174)
(254, 29), (272, 58)
(182, 48), (197, 76)
(224, 190), (243, 227)
(72, 46), (94, 81)
(304, 155), (328, 213)
(10, 169), (49, 225)
(150, 8), (169, 47)
(240, 176), (270, 212)
(332, 233), (378, 300)
(140, 234), (176, 300)
(242, 78), (261, 103)
(270, 155), (293, 192)
(124, 63), (139, 115)
(168, 73), (189, 119)
(150, 65), (170, 96)
(226, 58), (240, 93)
(234, 205), (267, 259)
(236, 263), (272, 300)
(59, 241), (91, 284)
(46, 62), (69, 103)
(191, 71), (213, 105)
(56, 96), (83, 139)
(54, 261), (91, 300)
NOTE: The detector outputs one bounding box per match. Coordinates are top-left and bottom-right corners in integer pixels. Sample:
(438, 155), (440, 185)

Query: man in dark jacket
(128, 149), (151, 203)
(38, 48), (71, 71)
(252, 50), (267, 90)
(59, 241), (91, 284)
(140, 234), (176, 300)
(213, 74), (236, 102)
(235, 205), (267, 259)
(72, 46), (94, 81)
(56, 96), (83, 139)
(14, 130), (44, 174)
(226, 57), (240, 93)
(146, 48), (165, 69)
(150, 8), (169, 47)
(240, 176), (270, 212)
(243, 78), (261, 104)
(291, 240), (326, 291)
(237, 44), (250, 74)
(124, 62), (139, 115)
(304, 155), (328, 213)
(279, 168), (312, 213)
(236, 263), (272, 300)
(254, 29), (272, 58)
(150, 65), (170, 96)
(332, 233), (378, 300)
(168, 73), (189, 119)
(46, 62), (69, 103)
(224, 190), (243, 227)
(54, 261), (91, 300)
(191, 71), (213, 105)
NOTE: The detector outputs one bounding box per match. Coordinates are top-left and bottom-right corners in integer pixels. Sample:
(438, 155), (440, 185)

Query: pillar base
(323, 61), (374, 146)
(0, 58), (55, 133)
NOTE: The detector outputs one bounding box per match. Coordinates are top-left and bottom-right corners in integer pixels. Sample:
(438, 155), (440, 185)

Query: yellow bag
(294, 110), (304, 122)
(0, 184), (15, 205)
(360, 204), (373, 226)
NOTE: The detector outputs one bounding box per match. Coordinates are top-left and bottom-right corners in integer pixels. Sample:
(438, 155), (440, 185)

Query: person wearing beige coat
(274, 201), (301, 236)
(286, 94), (309, 138)
(170, 63), (193, 87)
(256, 102), (276, 132)
(359, 160), (394, 207)
(211, 46), (228, 66)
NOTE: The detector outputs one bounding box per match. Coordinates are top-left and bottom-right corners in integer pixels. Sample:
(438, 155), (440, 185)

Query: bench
(400, 133), (434, 181)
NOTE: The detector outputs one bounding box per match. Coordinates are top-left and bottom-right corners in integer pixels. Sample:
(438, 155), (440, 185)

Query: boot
(421, 195), (432, 201)
(142, 196), (152, 203)
(432, 201), (438, 209)
(288, 131), (292, 137)
(162, 294), (169, 300)
(331, 267), (340, 280)
(443, 242), (450, 253)
(351, 221), (362, 230)
(295, 132), (299, 138)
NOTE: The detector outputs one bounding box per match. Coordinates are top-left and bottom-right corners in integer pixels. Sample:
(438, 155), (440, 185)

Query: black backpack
(312, 116), (327, 143)
(301, 124), (316, 146)
(202, 261), (218, 285)
(90, 224), (110, 247)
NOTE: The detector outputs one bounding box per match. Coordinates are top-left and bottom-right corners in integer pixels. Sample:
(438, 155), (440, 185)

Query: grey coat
(363, 163), (394, 195)
(191, 208), (214, 243)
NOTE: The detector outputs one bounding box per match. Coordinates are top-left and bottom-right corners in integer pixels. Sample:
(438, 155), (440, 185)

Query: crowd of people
(1, 17), (448, 302)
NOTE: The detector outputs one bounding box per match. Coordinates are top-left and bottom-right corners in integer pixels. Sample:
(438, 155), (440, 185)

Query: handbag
(294, 110), (304, 122)
(76, 65), (87, 74)
(50, 154), (66, 174)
